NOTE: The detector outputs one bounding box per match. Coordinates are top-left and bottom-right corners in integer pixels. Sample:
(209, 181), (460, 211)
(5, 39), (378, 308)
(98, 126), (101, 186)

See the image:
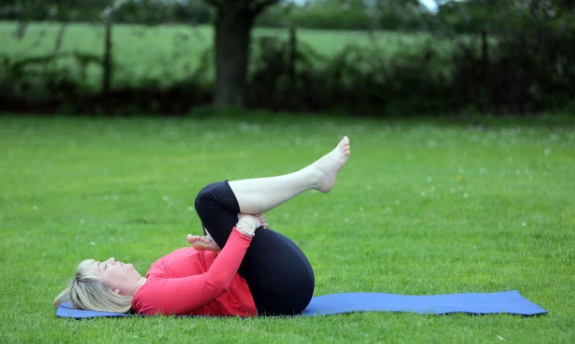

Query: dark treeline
(0, 0), (522, 32)
(3, 0), (571, 33)
(0, 0), (212, 25)
(1, 0), (574, 116)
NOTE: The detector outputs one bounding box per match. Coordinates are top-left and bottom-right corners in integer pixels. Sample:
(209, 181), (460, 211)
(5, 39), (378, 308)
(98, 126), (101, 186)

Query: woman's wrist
(235, 225), (254, 237)
(236, 220), (256, 236)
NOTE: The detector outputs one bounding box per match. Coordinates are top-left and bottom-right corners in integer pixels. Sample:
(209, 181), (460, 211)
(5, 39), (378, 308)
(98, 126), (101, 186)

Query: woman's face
(89, 257), (142, 295)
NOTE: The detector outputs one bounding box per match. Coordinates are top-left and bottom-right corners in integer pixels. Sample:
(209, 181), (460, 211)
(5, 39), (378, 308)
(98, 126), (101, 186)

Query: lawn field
(0, 21), (433, 88)
(0, 114), (574, 343)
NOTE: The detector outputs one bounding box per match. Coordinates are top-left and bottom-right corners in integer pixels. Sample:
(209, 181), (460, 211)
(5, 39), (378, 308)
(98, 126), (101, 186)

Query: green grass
(0, 21), (433, 88)
(1, 114), (574, 343)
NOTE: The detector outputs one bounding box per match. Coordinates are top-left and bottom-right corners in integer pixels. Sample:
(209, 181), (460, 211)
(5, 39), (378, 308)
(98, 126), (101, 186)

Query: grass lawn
(0, 114), (574, 343)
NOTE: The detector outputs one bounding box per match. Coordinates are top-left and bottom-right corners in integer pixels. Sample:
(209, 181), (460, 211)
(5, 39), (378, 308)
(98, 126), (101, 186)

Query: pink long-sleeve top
(131, 229), (257, 316)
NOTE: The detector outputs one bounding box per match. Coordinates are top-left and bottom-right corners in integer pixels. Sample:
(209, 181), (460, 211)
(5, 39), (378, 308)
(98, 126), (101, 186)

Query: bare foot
(187, 234), (221, 252)
(312, 136), (350, 193)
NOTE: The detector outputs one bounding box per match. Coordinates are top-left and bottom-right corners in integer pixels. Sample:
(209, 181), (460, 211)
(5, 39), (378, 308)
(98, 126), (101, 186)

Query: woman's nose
(107, 257), (116, 264)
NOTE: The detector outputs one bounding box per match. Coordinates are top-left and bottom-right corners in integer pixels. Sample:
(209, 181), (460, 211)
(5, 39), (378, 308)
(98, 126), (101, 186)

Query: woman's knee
(194, 184), (216, 212)
(194, 181), (239, 213)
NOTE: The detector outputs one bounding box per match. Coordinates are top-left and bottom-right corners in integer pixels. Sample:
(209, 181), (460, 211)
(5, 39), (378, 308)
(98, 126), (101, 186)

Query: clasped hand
(237, 213), (269, 235)
(187, 213), (268, 251)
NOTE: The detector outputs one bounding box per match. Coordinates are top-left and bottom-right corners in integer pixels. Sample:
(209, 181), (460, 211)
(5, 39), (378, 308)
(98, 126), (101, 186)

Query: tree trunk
(214, 8), (254, 106)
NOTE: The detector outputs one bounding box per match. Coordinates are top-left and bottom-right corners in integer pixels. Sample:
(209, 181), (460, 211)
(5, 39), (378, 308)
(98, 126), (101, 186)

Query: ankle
(302, 166), (324, 191)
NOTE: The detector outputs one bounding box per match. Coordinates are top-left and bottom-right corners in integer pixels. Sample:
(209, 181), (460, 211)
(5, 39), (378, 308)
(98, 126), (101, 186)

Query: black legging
(194, 181), (315, 316)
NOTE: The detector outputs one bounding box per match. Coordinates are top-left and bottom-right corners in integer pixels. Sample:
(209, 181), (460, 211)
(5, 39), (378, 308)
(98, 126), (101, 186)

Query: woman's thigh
(194, 181), (315, 315)
(194, 181), (240, 248)
(239, 229), (315, 316)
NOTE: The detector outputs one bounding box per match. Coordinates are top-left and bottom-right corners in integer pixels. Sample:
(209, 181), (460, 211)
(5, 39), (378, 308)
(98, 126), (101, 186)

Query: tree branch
(251, 0), (282, 16)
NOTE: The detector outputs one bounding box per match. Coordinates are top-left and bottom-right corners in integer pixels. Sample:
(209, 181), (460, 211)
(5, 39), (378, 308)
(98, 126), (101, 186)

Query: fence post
(102, 11), (113, 96)
(52, 23), (67, 56)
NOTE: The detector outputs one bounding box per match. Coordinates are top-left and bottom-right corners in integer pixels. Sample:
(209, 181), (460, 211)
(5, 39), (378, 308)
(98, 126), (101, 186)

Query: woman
(54, 136), (351, 316)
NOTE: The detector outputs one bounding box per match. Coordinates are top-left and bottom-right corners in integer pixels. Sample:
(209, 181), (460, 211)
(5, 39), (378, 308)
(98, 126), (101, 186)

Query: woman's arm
(134, 228), (252, 315)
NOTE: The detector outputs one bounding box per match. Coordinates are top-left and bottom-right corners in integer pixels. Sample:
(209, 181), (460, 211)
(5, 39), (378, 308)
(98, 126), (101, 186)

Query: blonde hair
(53, 259), (133, 313)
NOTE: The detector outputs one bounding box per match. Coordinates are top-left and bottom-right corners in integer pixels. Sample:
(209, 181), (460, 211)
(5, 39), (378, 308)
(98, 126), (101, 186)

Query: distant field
(0, 21), (434, 87)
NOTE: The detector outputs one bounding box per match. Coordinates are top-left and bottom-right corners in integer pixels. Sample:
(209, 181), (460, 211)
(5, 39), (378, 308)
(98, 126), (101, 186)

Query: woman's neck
(132, 277), (147, 296)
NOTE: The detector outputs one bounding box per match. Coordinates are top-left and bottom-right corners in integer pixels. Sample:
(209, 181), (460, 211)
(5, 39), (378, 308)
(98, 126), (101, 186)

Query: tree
(201, 0), (282, 106)
(369, 0), (432, 31)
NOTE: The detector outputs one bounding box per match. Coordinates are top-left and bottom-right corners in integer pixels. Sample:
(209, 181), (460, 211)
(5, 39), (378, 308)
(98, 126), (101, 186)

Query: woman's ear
(113, 288), (120, 294)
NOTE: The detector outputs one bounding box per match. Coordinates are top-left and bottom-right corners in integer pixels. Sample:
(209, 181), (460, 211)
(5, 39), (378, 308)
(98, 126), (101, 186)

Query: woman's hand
(255, 213), (269, 230)
(187, 234), (221, 252)
(236, 213), (268, 236)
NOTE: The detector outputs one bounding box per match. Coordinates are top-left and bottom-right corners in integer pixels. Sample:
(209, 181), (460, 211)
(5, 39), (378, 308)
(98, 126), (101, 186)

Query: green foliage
(1, 116), (574, 343)
(436, 0), (509, 33)
(248, 22), (575, 115)
(256, 0), (435, 31)
(1, 20), (574, 116)
(436, 0), (575, 34)
(0, 0), (214, 24)
(113, 0), (213, 25)
(0, 0), (113, 22)
(0, 51), (101, 103)
(438, 0), (575, 113)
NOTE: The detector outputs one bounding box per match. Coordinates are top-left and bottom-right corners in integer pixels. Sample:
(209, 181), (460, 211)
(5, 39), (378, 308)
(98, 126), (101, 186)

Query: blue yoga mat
(56, 290), (546, 319)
